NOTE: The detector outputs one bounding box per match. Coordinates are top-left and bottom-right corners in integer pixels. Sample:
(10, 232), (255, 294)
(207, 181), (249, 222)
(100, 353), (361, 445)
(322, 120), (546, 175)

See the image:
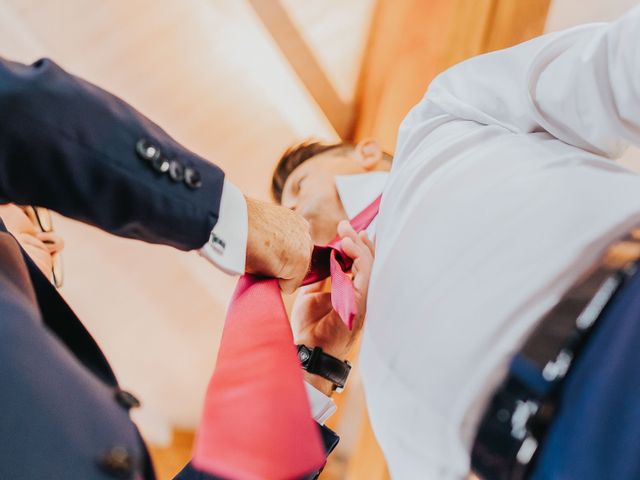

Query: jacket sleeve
(173, 424), (340, 480)
(304, 424), (340, 480)
(0, 57), (225, 250)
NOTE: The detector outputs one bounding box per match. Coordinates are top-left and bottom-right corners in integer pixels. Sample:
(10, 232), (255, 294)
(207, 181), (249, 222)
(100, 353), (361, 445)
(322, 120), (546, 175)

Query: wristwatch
(296, 345), (352, 393)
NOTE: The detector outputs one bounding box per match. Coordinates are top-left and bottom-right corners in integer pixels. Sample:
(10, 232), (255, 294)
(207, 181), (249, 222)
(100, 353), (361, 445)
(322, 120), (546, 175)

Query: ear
(354, 138), (384, 171)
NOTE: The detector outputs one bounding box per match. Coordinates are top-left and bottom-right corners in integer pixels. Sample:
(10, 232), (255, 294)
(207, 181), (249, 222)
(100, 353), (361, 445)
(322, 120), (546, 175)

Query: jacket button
(151, 155), (170, 173)
(114, 388), (141, 410)
(169, 160), (185, 182)
(97, 446), (134, 479)
(184, 167), (202, 189)
(135, 139), (160, 162)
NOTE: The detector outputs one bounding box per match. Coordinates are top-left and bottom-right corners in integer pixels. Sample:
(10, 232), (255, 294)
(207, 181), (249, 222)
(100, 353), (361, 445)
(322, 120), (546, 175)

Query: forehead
(286, 149), (351, 181)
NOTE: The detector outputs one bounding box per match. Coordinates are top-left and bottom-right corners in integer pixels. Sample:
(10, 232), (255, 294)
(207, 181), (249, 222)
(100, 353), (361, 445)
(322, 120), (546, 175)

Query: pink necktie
(193, 196), (381, 479)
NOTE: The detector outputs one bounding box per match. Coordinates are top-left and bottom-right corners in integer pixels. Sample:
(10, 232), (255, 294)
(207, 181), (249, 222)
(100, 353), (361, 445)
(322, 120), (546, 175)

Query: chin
(306, 211), (341, 244)
(311, 226), (338, 245)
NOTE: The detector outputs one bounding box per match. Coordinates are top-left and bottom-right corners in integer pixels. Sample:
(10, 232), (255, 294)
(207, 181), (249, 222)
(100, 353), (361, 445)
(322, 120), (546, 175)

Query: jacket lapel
(0, 220), (118, 385)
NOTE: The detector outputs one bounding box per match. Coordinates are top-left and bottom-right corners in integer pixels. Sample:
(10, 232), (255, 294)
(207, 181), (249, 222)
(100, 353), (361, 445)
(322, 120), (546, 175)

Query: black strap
(297, 345), (351, 391)
(471, 231), (640, 480)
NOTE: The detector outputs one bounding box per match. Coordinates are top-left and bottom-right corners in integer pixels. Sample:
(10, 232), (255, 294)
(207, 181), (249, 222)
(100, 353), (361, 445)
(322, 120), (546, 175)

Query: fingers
(292, 288), (333, 313)
(14, 233), (53, 278)
(280, 276), (304, 294)
(290, 288), (334, 331)
(245, 197), (313, 293)
(339, 220), (374, 263)
(337, 220), (358, 242)
(351, 307), (366, 334)
(307, 291), (334, 315)
(280, 239), (313, 294)
(336, 221), (375, 330)
(338, 221), (360, 260)
(297, 279), (328, 295)
(341, 236), (358, 260)
(359, 230), (375, 255)
(16, 233), (48, 251)
(35, 232), (65, 254)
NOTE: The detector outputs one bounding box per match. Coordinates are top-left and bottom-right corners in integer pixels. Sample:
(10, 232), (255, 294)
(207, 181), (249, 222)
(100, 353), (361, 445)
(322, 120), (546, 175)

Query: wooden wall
(353, 0), (551, 150)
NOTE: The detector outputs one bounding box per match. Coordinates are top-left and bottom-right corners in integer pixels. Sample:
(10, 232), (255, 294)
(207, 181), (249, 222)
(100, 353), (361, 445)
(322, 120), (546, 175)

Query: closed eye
(296, 174), (307, 193)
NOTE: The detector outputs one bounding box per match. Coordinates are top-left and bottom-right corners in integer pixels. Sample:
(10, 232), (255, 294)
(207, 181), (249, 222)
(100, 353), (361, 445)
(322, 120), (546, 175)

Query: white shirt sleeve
(424, 5), (640, 158)
(199, 180), (247, 275)
(305, 382), (337, 425)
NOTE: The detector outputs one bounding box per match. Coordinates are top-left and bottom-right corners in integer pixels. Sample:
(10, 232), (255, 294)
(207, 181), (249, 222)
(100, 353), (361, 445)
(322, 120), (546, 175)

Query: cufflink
(209, 233), (226, 255)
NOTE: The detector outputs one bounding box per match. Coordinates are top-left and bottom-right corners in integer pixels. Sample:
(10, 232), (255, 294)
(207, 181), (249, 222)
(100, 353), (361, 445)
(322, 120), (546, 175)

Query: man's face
(281, 150), (371, 245)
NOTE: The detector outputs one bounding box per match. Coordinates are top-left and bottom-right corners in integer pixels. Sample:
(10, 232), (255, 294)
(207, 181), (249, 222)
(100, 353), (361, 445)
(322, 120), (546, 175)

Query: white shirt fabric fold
(362, 7), (640, 479)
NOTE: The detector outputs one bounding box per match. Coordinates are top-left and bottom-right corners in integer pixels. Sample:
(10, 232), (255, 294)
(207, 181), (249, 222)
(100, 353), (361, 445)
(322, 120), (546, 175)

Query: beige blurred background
(0, 0), (638, 478)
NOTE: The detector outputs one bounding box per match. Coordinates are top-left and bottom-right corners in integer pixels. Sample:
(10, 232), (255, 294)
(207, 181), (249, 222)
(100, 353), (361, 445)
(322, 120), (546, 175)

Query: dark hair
(271, 141), (351, 203)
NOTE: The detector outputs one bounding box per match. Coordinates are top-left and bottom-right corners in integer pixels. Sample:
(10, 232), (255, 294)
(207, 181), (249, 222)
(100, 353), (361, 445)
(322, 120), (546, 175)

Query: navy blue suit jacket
(0, 58), (337, 479)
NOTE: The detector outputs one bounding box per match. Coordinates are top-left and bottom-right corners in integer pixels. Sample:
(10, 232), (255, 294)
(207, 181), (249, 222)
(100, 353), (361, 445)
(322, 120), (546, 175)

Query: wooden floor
(148, 430), (196, 480)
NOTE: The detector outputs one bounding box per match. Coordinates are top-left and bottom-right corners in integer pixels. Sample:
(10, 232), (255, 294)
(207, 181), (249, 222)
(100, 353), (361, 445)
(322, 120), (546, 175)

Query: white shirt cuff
(199, 180), (247, 275)
(305, 382), (337, 425)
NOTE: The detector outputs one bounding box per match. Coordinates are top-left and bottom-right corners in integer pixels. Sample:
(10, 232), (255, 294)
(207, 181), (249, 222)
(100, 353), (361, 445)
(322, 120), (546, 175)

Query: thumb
(279, 274), (307, 294)
(279, 247), (313, 294)
(298, 279), (328, 295)
(307, 291), (334, 315)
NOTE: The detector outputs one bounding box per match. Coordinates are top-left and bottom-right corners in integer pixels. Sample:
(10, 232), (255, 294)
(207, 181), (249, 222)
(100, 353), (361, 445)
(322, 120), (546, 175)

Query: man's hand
(245, 197), (313, 293)
(291, 221), (375, 358)
(338, 220), (375, 321)
(290, 221), (375, 394)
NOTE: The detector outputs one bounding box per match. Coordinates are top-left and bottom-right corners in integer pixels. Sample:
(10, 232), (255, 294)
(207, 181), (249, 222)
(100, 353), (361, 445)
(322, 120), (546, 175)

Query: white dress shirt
(336, 171), (388, 239)
(362, 7), (640, 479)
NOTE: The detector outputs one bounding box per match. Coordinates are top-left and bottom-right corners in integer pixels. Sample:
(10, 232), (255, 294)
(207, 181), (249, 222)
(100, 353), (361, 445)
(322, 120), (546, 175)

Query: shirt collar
(335, 172), (388, 220)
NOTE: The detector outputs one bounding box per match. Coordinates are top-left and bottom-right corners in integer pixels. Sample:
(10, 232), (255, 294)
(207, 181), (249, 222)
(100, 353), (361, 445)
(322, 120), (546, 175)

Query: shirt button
(97, 446), (134, 479)
(135, 139), (160, 162)
(151, 155), (170, 173)
(184, 167), (202, 189)
(169, 160), (185, 182)
(114, 388), (141, 410)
